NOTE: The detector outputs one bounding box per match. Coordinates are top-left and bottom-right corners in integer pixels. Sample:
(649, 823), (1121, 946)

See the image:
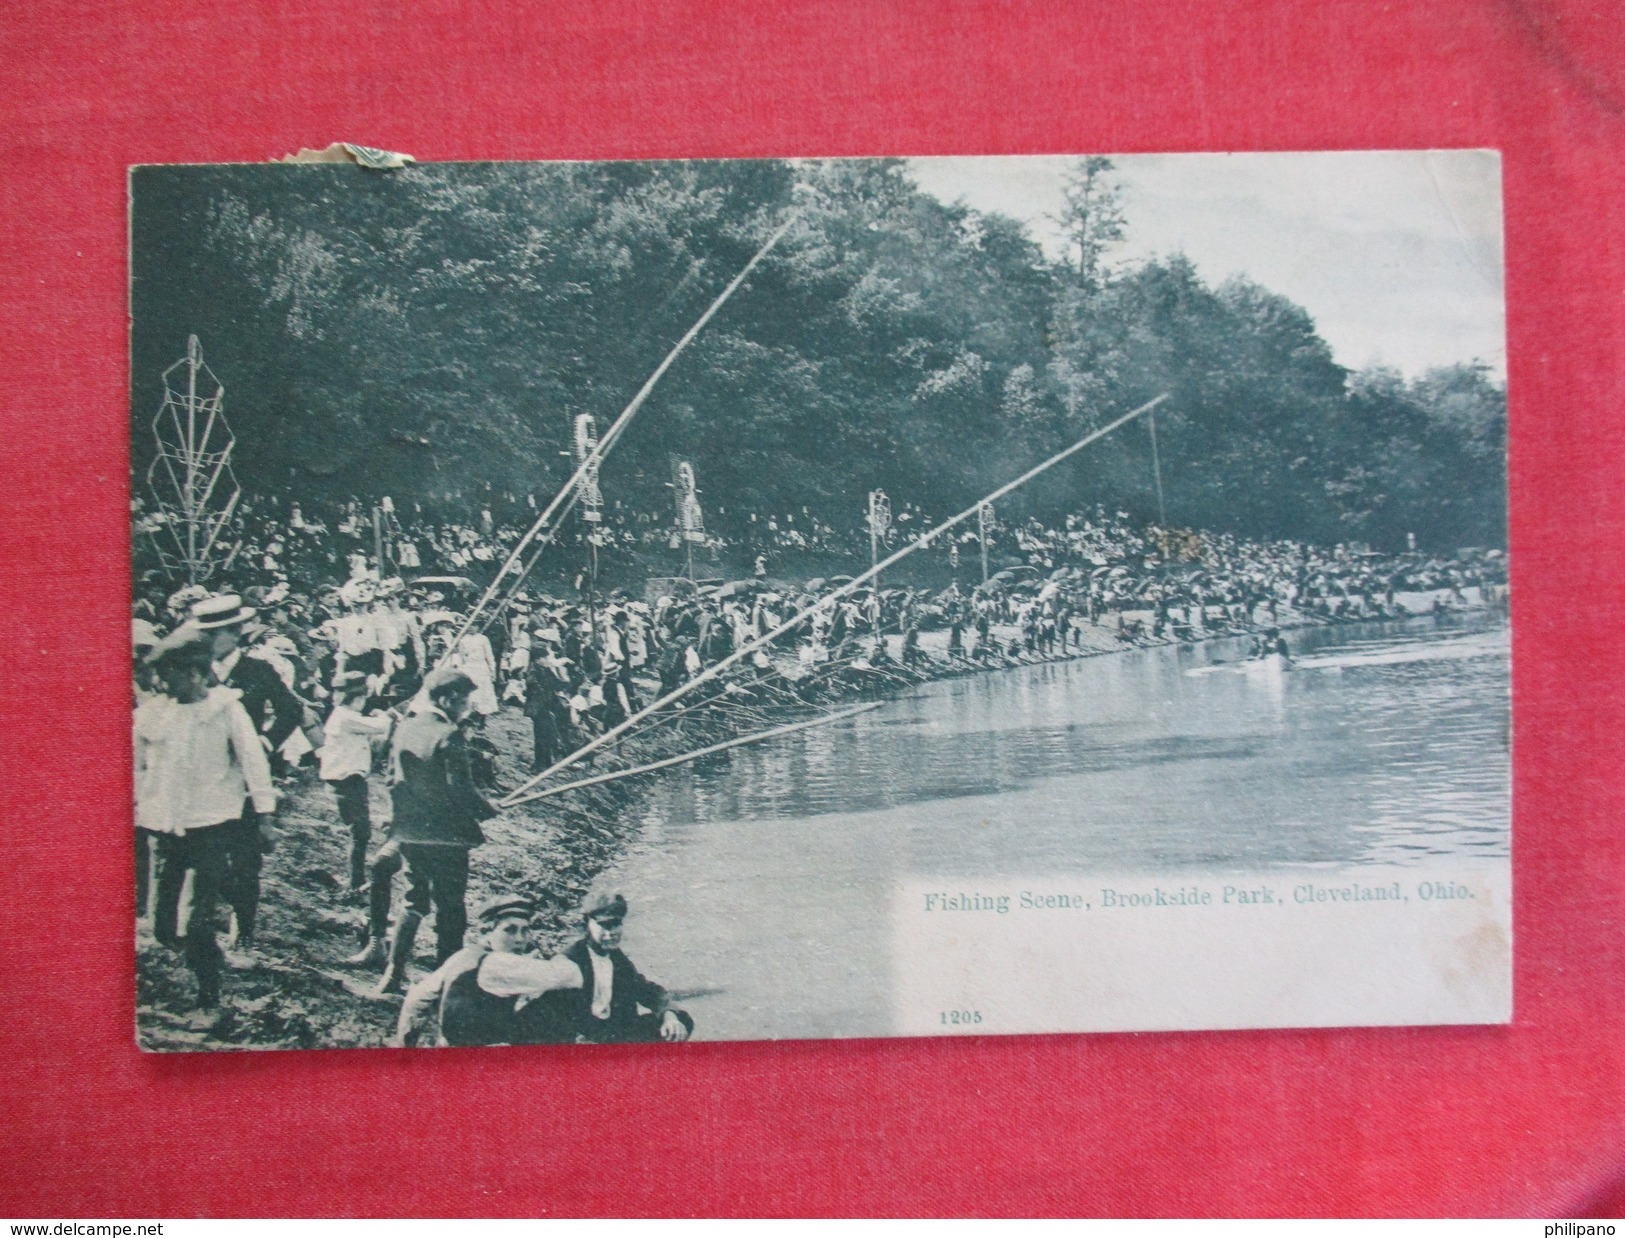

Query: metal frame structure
(145, 335), (241, 583)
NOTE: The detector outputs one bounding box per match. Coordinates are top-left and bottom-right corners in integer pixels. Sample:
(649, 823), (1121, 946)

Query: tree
(1001, 363), (1046, 429)
(1054, 157), (1126, 291)
(1330, 364), (1507, 551)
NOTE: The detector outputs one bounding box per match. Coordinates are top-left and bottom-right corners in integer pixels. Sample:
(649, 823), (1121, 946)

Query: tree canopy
(130, 157), (1505, 552)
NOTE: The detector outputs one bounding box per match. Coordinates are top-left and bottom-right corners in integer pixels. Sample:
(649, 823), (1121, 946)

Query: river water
(601, 614), (1511, 1040)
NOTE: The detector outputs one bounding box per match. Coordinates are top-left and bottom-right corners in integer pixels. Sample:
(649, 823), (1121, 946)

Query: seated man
(392, 893), (693, 1048)
(392, 896), (545, 1048)
(552, 892), (694, 1045)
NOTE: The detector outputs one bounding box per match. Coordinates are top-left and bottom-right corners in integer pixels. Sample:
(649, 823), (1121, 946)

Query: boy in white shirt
(134, 633), (277, 1020)
(319, 672), (394, 892)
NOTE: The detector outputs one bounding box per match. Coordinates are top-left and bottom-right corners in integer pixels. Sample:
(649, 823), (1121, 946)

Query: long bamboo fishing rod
(599, 656), (810, 753)
(504, 701), (881, 806)
(476, 506), (575, 635)
(498, 392), (1168, 807)
(645, 657), (815, 734)
(431, 214), (799, 671)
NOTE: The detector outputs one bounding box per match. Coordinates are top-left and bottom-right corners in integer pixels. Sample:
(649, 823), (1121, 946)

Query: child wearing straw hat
(134, 631), (277, 1023)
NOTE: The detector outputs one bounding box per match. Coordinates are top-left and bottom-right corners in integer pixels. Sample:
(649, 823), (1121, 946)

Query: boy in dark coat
(377, 669), (496, 992)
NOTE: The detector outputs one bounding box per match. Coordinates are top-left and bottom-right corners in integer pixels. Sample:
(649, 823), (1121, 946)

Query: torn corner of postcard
(277, 142), (414, 169)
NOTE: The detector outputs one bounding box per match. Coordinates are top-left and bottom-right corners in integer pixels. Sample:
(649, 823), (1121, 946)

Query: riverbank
(134, 587), (1498, 1050)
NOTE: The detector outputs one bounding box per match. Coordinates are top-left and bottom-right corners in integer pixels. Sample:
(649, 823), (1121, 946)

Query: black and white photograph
(129, 150), (1510, 1052)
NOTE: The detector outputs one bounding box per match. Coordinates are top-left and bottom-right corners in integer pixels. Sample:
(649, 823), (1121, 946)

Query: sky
(905, 150), (1505, 379)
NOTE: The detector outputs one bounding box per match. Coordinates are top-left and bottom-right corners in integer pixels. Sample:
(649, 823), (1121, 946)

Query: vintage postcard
(129, 150), (1509, 1050)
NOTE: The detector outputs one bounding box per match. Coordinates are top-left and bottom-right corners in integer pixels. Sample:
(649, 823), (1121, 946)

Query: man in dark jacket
(191, 594), (304, 757)
(378, 668), (496, 991)
(550, 893), (694, 1044)
(522, 630), (574, 774)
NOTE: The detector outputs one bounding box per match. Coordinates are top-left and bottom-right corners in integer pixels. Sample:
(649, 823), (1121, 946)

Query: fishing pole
(429, 214), (799, 675)
(476, 514), (572, 635)
(498, 393), (1168, 807)
(504, 701), (881, 806)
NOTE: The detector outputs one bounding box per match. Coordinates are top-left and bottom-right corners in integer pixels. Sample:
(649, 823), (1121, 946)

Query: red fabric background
(2, 0), (1622, 1218)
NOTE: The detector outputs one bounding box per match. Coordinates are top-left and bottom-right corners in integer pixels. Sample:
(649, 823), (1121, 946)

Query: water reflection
(635, 614), (1508, 870)
(602, 614), (1510, 1039)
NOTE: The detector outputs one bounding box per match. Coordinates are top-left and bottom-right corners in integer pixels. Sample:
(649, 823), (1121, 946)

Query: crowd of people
(133, 492), (868, 602)
(132, 578), (699, 1046)
(132, 486), (1506, 1044)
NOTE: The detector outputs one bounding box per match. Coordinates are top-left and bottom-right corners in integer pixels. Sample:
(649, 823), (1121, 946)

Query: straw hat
(189, 594), (257, 630)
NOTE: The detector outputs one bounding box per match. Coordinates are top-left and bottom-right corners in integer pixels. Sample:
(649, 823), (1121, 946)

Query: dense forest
(130, 157), (1506, 553)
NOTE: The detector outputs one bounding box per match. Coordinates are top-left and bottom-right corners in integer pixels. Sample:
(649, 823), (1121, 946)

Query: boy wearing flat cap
(319, 672), (394, 893)
(555, 892), (694, 1045)
(393, 895), (548, 1047)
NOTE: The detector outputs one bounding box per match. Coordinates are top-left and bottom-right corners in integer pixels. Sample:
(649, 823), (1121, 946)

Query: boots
(375, 910), (422, 996)
(344, 935), (387, 969)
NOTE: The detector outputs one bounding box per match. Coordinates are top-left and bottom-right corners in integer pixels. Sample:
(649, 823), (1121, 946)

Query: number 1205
(940, 1010), (983, 1026)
